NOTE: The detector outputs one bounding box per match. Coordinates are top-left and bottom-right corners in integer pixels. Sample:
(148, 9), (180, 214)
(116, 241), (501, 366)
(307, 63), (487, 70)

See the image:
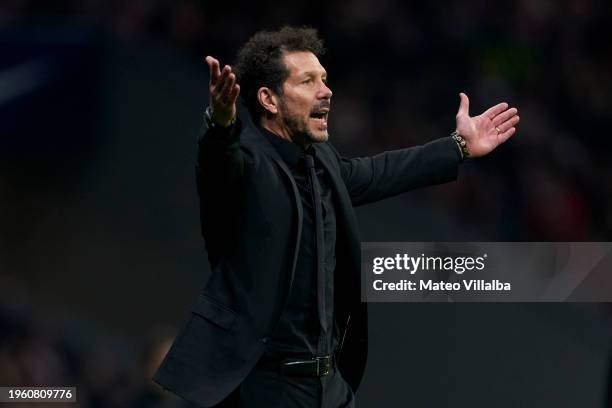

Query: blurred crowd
(3, 0), (609, 240)
(0, 281), (186, 408)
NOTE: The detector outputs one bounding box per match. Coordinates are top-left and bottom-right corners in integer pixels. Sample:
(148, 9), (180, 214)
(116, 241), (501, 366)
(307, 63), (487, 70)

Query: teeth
(311, 109), (329, 118)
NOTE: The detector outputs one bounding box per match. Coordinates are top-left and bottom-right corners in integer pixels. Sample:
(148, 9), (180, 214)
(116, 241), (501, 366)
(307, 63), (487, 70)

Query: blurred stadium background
(1, 1), (611, 407)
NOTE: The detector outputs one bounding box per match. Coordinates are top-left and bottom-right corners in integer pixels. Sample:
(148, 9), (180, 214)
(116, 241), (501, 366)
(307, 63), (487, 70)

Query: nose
(318, 82), (332, 99)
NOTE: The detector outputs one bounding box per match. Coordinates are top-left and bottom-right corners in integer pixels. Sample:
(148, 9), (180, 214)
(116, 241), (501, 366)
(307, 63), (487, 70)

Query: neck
(260, 117), (311, 150)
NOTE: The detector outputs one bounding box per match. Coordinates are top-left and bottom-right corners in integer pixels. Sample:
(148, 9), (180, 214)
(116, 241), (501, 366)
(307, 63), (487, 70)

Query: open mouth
(310, 109), (329, 123)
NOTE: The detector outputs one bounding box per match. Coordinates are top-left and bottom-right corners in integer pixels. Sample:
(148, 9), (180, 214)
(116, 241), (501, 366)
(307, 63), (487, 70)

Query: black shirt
(260, 128), (338, 359)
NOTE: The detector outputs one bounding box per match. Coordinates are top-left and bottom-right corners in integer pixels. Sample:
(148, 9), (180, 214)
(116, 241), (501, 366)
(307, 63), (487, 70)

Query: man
(154, 26), (519, 407)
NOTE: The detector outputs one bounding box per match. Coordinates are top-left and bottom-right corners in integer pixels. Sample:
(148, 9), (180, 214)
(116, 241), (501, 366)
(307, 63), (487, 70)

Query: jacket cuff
(198, 115), (242, 146)
(423, 137), (463, 182)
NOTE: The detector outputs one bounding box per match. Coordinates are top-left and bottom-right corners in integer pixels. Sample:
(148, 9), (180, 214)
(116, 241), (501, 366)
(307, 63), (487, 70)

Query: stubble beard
(279, 101), (328, 147)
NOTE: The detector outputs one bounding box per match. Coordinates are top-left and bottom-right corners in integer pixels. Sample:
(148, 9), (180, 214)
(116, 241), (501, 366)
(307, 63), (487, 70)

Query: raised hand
(205, 56), (240, 127)
(455, 92), (519, 158)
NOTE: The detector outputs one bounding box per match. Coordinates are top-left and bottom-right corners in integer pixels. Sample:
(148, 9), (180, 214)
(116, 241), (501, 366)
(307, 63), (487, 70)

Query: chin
(308, 130), (329, 143)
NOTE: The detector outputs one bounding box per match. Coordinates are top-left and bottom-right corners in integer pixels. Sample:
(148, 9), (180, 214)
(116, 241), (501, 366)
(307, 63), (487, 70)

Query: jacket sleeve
(331, 137), (462, 207)
(196, 115), (248, 195)
(195, 114), (251, 266)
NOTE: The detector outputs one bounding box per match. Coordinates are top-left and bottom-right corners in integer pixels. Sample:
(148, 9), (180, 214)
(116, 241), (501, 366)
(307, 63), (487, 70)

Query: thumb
(457, 92), (469, 117)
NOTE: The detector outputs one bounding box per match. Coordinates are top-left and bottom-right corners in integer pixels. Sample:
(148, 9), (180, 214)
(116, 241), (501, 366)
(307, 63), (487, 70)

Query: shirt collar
(259, 126), (315, 168)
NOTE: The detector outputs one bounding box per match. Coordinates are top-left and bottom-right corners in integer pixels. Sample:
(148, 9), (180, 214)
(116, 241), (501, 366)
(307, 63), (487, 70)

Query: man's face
(276, 51), (332, 145)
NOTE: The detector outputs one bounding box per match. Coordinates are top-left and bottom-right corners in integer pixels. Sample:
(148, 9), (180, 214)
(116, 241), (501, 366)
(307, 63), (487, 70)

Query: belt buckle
(315, 356), (330, 376)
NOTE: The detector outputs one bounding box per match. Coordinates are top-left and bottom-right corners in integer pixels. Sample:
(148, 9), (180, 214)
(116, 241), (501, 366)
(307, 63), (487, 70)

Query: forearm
(196, 111), (247, 196)
(343, 137), (462, 206)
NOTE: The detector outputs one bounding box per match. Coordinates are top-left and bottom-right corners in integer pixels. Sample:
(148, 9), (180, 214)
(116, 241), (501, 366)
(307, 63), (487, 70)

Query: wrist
(205, 106), (235, 128)
(451, 130), (470, 160)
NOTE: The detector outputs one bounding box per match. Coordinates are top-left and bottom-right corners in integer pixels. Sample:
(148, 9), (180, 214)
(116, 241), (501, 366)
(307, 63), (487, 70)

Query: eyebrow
(301, 70), (327, 78)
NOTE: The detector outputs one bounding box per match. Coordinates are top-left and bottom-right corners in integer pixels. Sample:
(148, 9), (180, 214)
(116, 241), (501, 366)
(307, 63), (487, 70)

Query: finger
(492, 107), (518, 126)
(228, 84), (240, 105)
(206, 56), (221, 85)
(498, 127), (516, 144)
(218, 70), (235, 98)
(219, 65), (231, 85)
(212, 65), (231, 96)
(457, 92), (469, 117)
(219, 73), (236, 103)
(496, 115), (520, 133)
(483, 102), (509, 120)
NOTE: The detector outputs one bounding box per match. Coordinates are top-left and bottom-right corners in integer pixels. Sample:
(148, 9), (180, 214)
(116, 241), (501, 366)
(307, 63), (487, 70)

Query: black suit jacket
(153, 116), (461, 407)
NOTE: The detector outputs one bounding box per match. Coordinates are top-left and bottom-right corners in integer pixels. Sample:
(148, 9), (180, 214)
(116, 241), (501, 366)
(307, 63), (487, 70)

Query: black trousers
(212, 365), (355, 408)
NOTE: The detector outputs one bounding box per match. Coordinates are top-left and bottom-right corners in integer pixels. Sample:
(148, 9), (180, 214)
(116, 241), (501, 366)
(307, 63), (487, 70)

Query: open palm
(455, 93), (519, 158)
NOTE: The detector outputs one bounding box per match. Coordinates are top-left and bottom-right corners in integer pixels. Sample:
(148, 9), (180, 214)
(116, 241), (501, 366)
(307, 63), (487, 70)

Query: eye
(302, 78), (313, 85)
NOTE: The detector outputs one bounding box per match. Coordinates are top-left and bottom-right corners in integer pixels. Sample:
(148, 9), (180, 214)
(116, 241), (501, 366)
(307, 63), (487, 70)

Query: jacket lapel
(242, 124), (361, 295)
(241, 123), (303, 296)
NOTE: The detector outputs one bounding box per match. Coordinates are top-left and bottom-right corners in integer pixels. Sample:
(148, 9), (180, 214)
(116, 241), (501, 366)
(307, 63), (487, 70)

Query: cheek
(288, 100), (309, 115)
(284, 92), (312, 114)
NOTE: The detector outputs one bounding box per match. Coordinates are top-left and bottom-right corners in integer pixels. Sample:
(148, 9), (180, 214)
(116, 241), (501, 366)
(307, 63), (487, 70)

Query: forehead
(282, 51), (326, 77)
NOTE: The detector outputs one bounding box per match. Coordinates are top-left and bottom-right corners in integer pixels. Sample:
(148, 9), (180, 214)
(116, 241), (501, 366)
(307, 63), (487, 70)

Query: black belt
(256, 355), (333, 377)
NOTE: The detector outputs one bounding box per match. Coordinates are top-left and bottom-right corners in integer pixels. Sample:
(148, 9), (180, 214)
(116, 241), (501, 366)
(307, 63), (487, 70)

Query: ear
(257, 87), (279, 115)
